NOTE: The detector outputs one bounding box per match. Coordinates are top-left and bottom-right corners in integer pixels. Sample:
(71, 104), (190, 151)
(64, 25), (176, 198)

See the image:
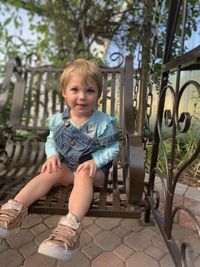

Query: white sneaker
(0, 199), (28, 238)
(38, 213), (82, 261)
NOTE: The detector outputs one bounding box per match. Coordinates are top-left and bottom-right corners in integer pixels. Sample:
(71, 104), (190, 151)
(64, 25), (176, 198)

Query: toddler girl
(0, 59), (119, 261)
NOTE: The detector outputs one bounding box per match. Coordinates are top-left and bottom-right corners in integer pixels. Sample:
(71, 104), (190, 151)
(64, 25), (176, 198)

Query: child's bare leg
(14, 164), (74, 207)
(37, 169), (105, 260)
(68, 169), (104, 221)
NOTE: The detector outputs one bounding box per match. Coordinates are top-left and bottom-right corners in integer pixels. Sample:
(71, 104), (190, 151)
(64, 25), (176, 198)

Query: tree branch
(0, 0), (46, 16)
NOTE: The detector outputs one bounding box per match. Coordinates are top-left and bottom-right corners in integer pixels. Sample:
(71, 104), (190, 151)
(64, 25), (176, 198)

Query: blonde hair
(60, 59), (102, 99)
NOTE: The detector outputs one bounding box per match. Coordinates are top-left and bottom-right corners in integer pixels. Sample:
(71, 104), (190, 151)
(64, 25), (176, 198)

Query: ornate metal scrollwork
(171, 206), (200, 267)
(175, 81), (200, 133)
(109, 52), (125, 68)
(25, 52), (40, 67)
(156, 80), (200, 190)
(147, 78), (200, 267)
(144, 1), (200, 266)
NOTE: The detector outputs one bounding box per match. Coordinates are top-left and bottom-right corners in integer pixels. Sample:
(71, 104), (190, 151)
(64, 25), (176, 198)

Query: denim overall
(54, 110), (119, 179)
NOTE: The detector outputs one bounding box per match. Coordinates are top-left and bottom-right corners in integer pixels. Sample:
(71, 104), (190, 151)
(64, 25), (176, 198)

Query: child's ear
(62, 89), (67, 98)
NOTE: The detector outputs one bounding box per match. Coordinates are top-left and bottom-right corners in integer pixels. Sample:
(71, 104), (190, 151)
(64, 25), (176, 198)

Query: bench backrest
(8, 64), (129, 134)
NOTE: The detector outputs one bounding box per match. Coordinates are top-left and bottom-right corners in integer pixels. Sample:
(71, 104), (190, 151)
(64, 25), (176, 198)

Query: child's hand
(41, 155), (61, 173)
(76, 159), (97, 177)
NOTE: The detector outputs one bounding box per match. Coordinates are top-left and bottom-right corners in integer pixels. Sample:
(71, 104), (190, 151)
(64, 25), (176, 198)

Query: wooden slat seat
(0, 56), (145, 218)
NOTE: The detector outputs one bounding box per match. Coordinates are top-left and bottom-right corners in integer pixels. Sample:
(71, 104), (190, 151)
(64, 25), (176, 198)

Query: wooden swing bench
(0, 55), (145, 219)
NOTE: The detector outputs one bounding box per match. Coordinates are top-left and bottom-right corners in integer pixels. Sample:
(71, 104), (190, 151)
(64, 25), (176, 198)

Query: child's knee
(76, 168), (90, 176)
(74, 169), (92, 183)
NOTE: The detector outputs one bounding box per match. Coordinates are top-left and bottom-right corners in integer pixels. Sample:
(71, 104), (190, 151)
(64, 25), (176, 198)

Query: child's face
(62, 74), (98, 117)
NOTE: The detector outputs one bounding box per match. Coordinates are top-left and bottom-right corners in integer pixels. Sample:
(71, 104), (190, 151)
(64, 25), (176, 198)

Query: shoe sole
(38, 243), (78, 261)
(0, 227), (20, 239)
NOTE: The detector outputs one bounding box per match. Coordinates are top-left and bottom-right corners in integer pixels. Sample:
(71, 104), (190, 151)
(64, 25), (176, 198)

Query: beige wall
(150, 70), (200, 127)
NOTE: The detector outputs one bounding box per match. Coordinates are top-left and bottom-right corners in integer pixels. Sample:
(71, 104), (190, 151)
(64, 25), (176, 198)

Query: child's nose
(79, 92), (87, 99)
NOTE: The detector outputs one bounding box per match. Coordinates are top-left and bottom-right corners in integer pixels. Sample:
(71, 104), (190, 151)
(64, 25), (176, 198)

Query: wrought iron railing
(145, 1), (200, 266)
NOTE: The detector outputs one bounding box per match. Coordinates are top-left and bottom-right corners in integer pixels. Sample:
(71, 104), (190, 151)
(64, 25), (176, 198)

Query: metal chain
(143, 0), (166, 146)
(133, 45), (142, 110)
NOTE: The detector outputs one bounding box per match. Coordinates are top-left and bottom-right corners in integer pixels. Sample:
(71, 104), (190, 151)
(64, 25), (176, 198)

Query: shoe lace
(50, 224), (78, 248)
(0, 209), (19, 225)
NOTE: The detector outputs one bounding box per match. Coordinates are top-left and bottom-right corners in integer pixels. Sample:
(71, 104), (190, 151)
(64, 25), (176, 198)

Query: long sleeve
(92, 119), (120, 168)
(45, 130), (59, 158)
(45, 113), (62, 159)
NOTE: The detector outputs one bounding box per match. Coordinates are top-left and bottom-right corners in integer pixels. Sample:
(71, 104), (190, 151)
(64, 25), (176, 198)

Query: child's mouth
(77, 104), (87, 107)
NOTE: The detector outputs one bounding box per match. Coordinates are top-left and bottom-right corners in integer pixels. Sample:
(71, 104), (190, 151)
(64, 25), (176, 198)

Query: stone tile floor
(0, 214), (200, 267)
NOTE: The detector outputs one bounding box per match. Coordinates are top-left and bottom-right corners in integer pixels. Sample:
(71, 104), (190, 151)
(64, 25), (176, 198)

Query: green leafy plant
(146, 127), (200, 187)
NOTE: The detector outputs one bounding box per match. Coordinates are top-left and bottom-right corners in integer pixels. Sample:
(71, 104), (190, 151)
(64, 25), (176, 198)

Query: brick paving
(154, 177), (200, 231)
(0, 214), (199, 267)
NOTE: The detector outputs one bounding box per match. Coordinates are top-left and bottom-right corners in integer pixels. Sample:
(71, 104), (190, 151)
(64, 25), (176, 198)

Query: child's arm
(92, 119), (120, 169)
(41, 130), (61, 173)
(45, 113), (63, 159)
(41, 114), (62, 173)
(92, 142), (119, 169)
(45, 130), (59, 159)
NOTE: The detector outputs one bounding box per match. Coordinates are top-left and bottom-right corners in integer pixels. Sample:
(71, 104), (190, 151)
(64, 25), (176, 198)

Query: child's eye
(71, 87), (78, 92)
(87, 88), (96, 93)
